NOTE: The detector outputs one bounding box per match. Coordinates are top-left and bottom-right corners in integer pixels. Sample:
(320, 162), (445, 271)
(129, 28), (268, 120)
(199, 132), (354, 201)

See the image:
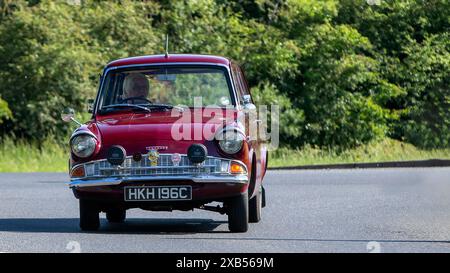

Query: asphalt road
(0, 168), (449, 253)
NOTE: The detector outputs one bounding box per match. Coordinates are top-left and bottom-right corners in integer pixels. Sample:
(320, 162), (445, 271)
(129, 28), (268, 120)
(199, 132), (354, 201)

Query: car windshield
(97, 66), (234, 112)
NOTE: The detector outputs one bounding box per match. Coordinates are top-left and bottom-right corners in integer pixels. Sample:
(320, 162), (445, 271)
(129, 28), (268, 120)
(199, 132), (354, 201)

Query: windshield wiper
(146, 103), (184, 111)
(99, 104), (151, 113)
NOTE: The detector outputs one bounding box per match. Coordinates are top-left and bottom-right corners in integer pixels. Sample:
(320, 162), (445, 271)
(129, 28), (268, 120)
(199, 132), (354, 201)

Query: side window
(237, 67), (251, 100)
(231, 64), (245, 105)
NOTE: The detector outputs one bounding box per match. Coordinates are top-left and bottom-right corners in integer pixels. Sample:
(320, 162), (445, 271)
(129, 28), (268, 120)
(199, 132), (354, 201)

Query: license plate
(124, 186), (192, 201)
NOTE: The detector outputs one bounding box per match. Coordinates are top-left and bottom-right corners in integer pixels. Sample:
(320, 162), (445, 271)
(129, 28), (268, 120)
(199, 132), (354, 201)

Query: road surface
(0, 168), (449, 253)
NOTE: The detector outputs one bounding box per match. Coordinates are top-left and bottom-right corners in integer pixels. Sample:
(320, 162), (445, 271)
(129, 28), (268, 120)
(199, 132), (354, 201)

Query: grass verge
(0, 137), (448, 172)
(0, 137), (68, 172)
(269, 138), (450, 168)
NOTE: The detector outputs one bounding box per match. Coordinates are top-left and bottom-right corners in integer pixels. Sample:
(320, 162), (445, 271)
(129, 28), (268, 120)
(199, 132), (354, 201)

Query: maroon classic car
(62, 54), (268, 232)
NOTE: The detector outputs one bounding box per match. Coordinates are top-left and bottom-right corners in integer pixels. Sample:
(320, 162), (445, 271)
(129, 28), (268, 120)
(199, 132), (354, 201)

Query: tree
(0, 97), (11, 124)
(0, 0), (160, 140)
(398, 33), (450, 148)
(0, 0), (447, 150)
(291, 24), (399, 148)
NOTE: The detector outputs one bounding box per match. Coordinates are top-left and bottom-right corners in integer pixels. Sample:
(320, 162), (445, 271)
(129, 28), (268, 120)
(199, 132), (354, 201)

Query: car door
(231, 63), (266, 196)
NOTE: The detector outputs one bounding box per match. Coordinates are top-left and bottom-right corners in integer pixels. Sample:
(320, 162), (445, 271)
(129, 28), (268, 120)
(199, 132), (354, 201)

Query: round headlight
(218, 130), (245, 154)
(71, 134), (96, 158)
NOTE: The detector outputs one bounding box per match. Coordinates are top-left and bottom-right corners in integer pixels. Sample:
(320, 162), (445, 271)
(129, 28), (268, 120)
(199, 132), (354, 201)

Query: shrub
(0, 0), (160, 140)
(0, 97), (11, 124)
(398, 33), (450, 148)
(291, 24), (397, 149)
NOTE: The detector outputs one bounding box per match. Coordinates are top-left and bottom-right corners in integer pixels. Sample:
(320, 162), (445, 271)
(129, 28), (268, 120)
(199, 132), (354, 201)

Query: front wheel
(227, 193), (249, 232)
(79, 199), (100, 231)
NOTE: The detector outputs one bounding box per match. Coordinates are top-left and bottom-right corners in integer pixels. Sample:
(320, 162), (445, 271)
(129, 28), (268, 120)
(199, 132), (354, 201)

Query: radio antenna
(164, 34), (169, 58)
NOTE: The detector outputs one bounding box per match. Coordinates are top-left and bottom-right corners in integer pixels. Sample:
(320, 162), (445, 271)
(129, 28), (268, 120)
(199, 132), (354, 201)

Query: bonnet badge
(145, 146), (167, 166)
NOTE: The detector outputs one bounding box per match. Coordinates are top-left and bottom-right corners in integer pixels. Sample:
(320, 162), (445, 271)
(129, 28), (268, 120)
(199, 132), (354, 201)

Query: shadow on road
(166, 237), (450, 244)
(1, 218), (448, 245)
(0, 218), (228, 234)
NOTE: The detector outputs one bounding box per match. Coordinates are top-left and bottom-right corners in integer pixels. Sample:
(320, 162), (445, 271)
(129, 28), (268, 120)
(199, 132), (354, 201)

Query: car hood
(94, 109), (238, 157)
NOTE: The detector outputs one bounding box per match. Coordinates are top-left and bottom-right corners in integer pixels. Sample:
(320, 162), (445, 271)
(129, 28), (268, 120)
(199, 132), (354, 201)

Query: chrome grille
(84, 154), (230, 178)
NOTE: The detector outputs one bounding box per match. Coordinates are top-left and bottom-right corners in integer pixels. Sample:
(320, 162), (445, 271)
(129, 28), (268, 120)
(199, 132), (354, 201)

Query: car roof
(106, 54), (231, 68)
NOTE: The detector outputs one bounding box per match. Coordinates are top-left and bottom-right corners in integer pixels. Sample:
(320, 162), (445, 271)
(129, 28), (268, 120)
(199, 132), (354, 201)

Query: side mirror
(61, 108), (82, 126)
(242, 95), (256, 111)
(87, 99), (95, 113)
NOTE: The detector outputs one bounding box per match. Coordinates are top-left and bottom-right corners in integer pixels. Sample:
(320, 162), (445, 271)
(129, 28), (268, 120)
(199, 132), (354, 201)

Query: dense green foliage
(0, 0), (159, 139)
(0, 0), (448, 149)
(0, 97), (11, 123)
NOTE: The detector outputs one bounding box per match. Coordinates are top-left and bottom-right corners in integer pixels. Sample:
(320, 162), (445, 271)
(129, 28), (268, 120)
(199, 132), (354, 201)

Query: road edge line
(268, 159), (450, 170)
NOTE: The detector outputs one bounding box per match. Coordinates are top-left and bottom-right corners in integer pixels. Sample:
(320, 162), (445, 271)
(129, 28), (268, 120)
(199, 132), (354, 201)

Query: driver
(122, 73), (150, 103)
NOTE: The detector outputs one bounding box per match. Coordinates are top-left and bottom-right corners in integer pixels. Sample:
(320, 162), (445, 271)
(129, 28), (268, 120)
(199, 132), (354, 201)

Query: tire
(249, 186), (262, 223)
(227, 193), (249, 232)
(262, 186), (266, 208)
(79, 199), (100, 231)
(106, 209), (126, 223)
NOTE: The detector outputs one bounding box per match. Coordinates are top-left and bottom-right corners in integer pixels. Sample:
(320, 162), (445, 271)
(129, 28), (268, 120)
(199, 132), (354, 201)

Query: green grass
(0, 137), (69, 172)
(0, 137), (448, 172)
(269, 138), (450, 168)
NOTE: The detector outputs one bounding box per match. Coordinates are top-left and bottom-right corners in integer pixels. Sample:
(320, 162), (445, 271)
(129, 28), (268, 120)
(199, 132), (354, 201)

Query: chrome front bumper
(70, 174), (248, 188)
(69, 154), (248, 188)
